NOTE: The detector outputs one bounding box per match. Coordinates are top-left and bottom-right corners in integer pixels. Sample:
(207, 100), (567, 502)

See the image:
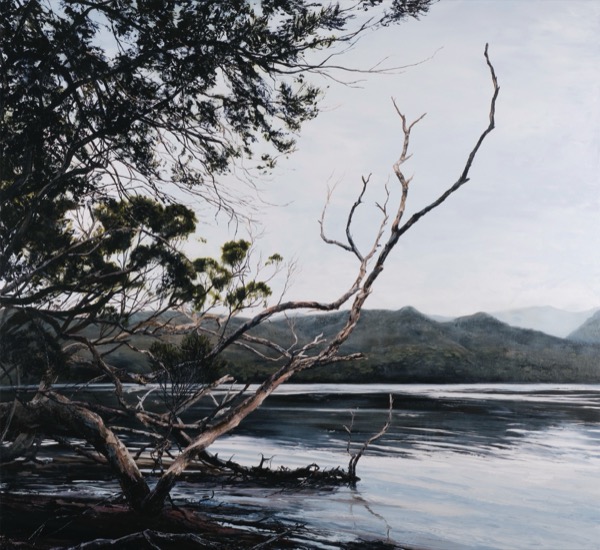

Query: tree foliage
(0, 0), (433, 322)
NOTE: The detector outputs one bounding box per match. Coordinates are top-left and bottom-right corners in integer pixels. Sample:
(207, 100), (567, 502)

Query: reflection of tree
(349, 487), (394, 543)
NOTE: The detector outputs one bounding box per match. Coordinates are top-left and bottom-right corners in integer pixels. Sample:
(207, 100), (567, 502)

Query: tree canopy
(0, 0), (433, 325)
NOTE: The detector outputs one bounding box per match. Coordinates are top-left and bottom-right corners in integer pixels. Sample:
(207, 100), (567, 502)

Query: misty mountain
(488, 306), (599, 338)
(568, 310), (600, 343)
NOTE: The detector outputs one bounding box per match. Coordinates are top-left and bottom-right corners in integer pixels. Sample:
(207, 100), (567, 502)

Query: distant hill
(568, 310), (600, 343)
(488, 306), (599, 338)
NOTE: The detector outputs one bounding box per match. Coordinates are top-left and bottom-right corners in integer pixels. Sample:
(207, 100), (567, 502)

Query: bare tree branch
(138, 45), (500, 513)
(347, 394), (394, 480)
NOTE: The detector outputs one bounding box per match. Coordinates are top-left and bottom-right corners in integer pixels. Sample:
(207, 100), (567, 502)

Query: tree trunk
(140, 367), (298, 514)
(1, 393), (151, 511)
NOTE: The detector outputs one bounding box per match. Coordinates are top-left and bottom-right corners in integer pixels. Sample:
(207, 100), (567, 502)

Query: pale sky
(191, 0), (600, 318)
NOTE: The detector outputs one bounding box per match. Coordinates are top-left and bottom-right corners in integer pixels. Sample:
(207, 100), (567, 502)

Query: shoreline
(0, 492), (415, 550)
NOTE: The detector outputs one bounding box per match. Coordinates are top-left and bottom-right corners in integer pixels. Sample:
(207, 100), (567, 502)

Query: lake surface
(3, 384), (600, 549)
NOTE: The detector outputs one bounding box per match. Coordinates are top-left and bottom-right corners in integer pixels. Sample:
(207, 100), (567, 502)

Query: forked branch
(391, 43), (499, 241)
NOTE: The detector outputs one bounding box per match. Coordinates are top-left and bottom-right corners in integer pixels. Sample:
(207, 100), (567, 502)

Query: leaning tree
(0, 0), (498, 522)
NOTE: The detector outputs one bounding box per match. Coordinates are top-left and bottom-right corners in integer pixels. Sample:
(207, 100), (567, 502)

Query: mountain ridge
(224, 307), (600, 384)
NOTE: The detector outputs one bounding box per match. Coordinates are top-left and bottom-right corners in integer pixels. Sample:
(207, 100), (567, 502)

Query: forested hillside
(40, 307), (600, 385)
(224, 307), (600, 383)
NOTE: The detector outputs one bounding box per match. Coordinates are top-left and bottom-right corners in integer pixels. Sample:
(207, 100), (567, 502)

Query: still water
(5, 384), (600, 549)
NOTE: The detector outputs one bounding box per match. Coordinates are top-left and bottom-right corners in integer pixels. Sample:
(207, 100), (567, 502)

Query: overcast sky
(192, 0), (600, 318)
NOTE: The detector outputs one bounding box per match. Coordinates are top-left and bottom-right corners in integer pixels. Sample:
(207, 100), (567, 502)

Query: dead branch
(193, 449), (353, 485)
(347, 394), (394, 480)
(315, 43), (500, 362)
(319, 175), (372, 261)
(390, 43), (499, 240)
(165, 374), (234, 420)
